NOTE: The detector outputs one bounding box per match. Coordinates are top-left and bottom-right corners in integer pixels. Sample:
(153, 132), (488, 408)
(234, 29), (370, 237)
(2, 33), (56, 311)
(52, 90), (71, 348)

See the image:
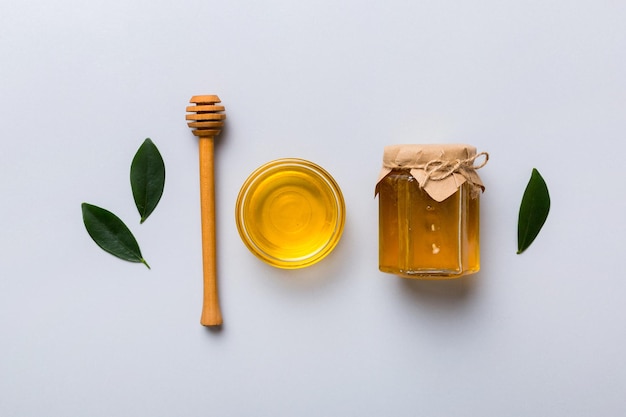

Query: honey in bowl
(236, 158), (345, 269)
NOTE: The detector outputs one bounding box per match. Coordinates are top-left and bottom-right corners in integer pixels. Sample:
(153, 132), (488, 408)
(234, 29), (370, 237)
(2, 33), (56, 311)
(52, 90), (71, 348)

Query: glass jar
(376, 144), (488, 279)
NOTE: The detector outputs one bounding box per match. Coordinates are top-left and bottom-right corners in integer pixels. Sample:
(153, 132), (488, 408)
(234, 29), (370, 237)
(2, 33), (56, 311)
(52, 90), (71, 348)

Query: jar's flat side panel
(378, 173), (403, 272)
(407, 184), (463, 274)
(466, 184), (481, 273)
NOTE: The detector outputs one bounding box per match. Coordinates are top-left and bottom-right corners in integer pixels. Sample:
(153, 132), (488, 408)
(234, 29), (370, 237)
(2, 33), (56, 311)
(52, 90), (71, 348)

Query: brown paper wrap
(375, 144), (488, 202)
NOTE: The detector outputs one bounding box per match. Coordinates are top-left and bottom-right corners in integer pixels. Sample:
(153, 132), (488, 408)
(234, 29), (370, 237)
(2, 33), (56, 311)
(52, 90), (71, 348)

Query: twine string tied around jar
(421, 151), (489, 188)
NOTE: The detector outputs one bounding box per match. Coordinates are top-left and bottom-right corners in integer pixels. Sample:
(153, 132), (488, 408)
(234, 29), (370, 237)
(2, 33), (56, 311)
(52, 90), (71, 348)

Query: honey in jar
(376, 144), (488, 279)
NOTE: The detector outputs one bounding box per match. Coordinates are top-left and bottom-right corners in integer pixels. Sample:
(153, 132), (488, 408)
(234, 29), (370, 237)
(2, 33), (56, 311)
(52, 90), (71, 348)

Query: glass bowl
(236, 158), (345, 269)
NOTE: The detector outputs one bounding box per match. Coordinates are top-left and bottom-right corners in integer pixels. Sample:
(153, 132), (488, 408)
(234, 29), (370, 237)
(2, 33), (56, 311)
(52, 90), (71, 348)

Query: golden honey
(236, 159), (345, 269)
(376, 145), (487, 279)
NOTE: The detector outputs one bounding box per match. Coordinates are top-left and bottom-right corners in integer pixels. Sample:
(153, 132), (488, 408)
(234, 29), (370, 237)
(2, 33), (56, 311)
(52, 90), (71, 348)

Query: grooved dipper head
(186, 95), (226, 137)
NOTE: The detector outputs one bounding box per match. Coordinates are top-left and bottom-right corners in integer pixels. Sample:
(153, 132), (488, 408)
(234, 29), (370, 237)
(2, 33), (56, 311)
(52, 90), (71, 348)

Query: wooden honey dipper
(186, 95), (226, 327)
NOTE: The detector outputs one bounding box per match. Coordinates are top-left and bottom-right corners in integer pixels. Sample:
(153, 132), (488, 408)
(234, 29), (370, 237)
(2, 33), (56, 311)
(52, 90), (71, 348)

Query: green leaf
(517, 168), (550, 254)
(81, 203), (150, 268)
(130, 138), (165, 223)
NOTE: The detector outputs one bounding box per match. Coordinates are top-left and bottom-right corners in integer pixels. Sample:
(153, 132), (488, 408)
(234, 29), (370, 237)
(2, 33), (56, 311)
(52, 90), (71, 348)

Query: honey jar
(376, 144), (488, 279)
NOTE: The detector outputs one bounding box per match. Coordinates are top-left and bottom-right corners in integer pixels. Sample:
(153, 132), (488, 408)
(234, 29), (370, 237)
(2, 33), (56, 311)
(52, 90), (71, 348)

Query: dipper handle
(198, 137), (222, 326)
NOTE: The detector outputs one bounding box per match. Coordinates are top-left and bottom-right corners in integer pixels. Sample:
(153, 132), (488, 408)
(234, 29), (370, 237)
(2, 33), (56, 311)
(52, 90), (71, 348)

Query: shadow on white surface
(399, 274), (479, 305)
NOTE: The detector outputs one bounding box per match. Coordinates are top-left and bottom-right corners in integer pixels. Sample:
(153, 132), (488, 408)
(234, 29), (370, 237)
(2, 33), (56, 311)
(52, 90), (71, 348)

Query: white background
(1, 1), (625, 416)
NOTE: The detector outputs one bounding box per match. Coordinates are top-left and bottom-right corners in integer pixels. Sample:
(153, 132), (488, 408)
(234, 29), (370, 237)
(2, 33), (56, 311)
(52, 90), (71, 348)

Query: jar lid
(376, 144), (488, 202)
(236, 158), (345, 269)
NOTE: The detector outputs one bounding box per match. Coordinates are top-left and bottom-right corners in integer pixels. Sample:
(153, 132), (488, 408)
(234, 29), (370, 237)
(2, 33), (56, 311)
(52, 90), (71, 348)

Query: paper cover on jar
(375, 144), (488, 202)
